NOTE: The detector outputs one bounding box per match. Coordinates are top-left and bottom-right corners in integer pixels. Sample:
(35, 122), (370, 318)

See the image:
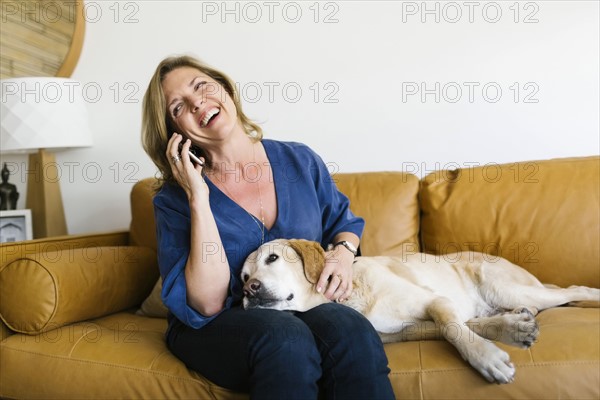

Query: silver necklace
(213, 142), (265, 244)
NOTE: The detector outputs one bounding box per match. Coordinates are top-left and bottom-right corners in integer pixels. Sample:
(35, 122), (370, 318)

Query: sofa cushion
(335, 172), (421, 256)
(0, 312), (246, 399)
(136, 277), (168, 318)
(384, 307), (599, 399)
(1, 307), (597, 399)
(130, 173), (422, 258)
(135, 172), (422, 317)
(419, 156), (600, 288)
(0, 246), (158, 334)
(130, 178), (159, 251)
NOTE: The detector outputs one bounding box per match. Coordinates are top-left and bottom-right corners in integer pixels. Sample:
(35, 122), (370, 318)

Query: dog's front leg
(427, 297), (516, 384)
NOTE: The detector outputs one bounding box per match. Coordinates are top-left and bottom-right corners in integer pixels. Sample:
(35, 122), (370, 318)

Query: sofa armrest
(0, 244), (158, 335)
(0, 230), (130, 267)
(0, 230), (131, 338)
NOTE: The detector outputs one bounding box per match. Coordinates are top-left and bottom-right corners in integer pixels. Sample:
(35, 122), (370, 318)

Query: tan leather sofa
(1, 156), (598, 399)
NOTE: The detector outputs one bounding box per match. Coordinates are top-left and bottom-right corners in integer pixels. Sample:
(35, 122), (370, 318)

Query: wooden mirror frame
(56, 1), (86, 77)
(1, 1), (86, 78)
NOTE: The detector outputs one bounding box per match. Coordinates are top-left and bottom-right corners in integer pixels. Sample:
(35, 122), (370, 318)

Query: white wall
(1, 0), (598, 235)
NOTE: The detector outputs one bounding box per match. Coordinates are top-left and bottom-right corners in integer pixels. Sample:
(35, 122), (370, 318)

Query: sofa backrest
(129, 156), (599, 289)
(129, 178), (159, 251)
(128, 172), (422, 258)
(334, 172), (421, 256)
(420, 156), (600, 288)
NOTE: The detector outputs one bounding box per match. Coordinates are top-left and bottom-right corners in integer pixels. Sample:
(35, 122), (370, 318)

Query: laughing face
(161, 66), (242, 146)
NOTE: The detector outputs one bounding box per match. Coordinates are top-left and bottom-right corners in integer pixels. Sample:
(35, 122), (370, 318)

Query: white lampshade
(1, 77), (93, 153)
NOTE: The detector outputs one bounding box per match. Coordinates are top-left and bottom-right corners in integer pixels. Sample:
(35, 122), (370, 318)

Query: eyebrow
(167, 76), (200, 109)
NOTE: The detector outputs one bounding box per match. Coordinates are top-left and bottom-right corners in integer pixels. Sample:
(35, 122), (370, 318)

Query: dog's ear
(287, 239), (325, 284)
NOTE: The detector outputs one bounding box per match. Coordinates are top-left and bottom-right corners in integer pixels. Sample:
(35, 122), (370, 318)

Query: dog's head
(241, 239), (328, 311)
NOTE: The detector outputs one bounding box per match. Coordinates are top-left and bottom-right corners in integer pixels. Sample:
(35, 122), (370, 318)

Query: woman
(142, 55), (394, 399)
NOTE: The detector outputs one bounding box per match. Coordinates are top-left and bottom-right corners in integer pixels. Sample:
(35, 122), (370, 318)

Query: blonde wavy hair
(141, 55), (263, 184)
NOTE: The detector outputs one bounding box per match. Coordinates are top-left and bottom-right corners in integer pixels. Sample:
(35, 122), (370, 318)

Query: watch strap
(332, 240), (358, 256)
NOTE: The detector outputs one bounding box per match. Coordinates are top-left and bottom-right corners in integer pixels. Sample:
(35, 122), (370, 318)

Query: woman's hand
(317, 245), (355, 302)
(167, 133), (208, 201)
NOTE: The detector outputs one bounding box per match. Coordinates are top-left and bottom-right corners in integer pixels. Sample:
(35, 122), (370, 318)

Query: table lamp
(0, 78), (94, 238)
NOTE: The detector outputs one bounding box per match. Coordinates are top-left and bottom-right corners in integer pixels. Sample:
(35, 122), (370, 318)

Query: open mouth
(200, 108), (220, 128)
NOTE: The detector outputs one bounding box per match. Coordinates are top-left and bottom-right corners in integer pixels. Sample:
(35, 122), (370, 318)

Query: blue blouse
(153, 139), (365, 329)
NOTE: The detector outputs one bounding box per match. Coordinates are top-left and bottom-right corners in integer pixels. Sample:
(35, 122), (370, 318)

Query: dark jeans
(167, 303), (395, 400)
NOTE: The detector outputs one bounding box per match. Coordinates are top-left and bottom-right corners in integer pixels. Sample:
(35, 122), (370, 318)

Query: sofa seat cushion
(385, 307), (599, 399)
(0, 312), (245, 400)
(1, 307), (598, 399)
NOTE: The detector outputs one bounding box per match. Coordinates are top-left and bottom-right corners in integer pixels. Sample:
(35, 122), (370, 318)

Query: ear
(286, 239), (325, 284)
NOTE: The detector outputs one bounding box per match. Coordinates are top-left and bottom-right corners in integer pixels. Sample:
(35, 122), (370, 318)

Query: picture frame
(0, 209), (33, 243)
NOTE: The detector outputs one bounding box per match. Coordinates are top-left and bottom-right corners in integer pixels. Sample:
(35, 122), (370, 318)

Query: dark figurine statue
(0, 163), (19, 210)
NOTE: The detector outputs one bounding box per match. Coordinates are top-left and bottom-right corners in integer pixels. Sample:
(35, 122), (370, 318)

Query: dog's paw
(468, 341), (516, 384)
(513, 306), (538, 317)
(505, 308), (539, 348)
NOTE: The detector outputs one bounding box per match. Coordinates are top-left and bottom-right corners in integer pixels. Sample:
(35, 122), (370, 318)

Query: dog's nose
(243, 278), (262, 298)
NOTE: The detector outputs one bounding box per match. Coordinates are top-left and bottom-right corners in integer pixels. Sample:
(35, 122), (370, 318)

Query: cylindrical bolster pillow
(0, 246), (158, 335)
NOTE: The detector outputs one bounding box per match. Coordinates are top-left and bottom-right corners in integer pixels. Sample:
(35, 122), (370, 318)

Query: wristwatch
(332, 240), (358, 257)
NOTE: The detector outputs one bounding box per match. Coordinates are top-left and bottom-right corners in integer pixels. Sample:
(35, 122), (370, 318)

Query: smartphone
(178, 142), (204, 166)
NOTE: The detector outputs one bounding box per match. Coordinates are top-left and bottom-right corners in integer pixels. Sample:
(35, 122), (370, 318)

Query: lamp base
(25, 149), (68, 238)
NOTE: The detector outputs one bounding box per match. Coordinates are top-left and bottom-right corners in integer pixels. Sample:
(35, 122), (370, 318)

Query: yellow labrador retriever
(241, 239), (600, 384)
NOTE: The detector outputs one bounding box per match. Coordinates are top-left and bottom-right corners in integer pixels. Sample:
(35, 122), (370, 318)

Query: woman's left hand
(318, 246), (355, 302)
